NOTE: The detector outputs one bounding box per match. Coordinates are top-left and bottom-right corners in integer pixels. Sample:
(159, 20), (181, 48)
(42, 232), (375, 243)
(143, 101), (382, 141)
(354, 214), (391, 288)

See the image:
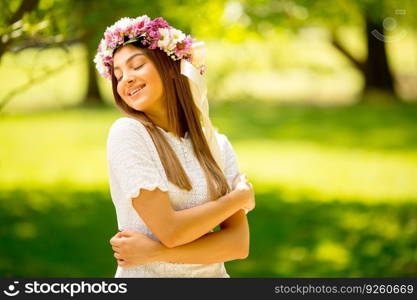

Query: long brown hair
(110, 41), (230, 200)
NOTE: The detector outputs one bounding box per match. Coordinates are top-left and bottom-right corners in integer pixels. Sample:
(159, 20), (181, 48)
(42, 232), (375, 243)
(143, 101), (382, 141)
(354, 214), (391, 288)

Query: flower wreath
(94, 15), (206, 79)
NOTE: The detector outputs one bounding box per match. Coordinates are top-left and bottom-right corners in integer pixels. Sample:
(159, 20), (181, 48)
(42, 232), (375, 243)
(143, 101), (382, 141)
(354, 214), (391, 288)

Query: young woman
(95, 15), (255, 277)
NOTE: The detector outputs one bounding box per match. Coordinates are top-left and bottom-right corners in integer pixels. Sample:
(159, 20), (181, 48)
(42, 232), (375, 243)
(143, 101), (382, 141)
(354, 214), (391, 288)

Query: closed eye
(134, 63), (145, 70)
(116, 64), (145, 82)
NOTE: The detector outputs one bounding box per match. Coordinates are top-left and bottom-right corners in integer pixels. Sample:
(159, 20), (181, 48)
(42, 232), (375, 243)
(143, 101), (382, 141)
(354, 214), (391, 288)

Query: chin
(131, 99), (151, 112)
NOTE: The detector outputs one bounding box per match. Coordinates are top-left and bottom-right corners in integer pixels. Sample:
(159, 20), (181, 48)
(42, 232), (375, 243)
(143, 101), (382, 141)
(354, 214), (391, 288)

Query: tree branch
(330, 33), (365, 73)
(0, 0), (41, 58)
(10, 38), (81, 53)
(0, 54), (80, 112)
(8, 0), (41, 25)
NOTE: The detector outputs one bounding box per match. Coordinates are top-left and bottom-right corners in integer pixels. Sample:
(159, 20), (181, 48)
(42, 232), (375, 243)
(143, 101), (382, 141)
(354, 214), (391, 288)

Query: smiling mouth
(128, 84), (146, 97)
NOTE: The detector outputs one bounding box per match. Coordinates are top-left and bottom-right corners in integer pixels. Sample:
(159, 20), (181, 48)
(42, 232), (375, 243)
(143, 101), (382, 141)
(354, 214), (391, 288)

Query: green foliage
(242, 0), (415, 29)
(231, 191), (417, 277)
(0, 0), (72, 50)
(0, 188), (116, 277)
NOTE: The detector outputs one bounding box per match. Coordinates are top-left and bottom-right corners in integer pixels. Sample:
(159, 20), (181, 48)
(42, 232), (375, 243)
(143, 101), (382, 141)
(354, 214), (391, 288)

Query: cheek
(116, 84), (125, 99)
(149, 72), (164, 95)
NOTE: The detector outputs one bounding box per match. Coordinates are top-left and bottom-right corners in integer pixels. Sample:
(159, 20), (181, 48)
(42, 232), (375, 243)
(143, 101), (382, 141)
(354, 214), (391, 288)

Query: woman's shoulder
(108, 117), (148, 139)
(215, 131), (235, 154)
(109, 116), (147, 132)
(106, 117), (153, 154)
(214, 131), (239, 173)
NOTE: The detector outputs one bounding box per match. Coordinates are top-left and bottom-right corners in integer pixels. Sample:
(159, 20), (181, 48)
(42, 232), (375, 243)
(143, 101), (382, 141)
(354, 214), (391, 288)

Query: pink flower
(174, 35), (194, 57)
(149, 17), (170, 29)
(131, 20), (145, 37)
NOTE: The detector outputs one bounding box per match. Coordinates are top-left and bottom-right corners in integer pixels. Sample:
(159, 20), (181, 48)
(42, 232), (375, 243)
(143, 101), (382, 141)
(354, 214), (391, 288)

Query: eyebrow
(113, 53), (144, 71)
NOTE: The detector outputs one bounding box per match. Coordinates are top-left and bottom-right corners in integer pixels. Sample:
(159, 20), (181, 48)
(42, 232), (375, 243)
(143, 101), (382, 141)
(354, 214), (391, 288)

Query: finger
(118, 230), (135, 237)
(110, 237), (122, 247)
(114, 252), (122, 260)
(112, 245), (120, 252)
(121, 231), (148, 239)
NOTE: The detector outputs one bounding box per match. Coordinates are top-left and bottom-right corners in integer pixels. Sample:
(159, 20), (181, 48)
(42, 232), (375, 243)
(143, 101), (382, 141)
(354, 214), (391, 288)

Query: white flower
(170, 28), (185, 43)
(112, 17), (132, 31)
(157, 28), (172, 49)
(135, 15), (150, 24)
(93, 53), (106, 76)
(105, 49), (112, 57)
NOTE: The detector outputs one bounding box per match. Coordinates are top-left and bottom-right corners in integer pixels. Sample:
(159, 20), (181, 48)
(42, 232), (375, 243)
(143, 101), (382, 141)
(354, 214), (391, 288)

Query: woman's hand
(109, 230), (163, 267)
(231, 173), (255, 213)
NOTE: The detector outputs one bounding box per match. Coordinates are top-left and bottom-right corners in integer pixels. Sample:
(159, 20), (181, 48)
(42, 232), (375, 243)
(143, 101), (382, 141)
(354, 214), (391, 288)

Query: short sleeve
(107, 118), (168, 201)
(218, 133), (240, 189)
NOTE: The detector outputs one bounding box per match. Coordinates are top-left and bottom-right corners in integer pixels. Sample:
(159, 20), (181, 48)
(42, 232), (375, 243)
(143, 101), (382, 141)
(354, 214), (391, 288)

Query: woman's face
(113, 44), (164, 114)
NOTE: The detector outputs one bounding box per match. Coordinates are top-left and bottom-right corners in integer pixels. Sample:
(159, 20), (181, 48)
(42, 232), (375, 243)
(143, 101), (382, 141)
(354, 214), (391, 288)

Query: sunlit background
(1, 0), (417, 277)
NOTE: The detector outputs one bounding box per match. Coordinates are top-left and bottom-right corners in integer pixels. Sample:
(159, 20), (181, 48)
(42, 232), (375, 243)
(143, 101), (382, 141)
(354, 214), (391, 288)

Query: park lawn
(1, 101), (417, 277)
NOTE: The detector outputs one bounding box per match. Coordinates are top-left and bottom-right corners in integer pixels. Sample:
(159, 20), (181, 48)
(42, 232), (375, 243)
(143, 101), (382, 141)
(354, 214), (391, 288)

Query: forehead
(113, 44), (145, 68)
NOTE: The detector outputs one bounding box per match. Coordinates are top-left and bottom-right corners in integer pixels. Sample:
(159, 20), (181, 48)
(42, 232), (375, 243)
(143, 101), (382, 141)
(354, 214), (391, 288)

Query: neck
(143, 98), (170, 130)
(144, 102), (188, 139)
(148, 114), (188, 139)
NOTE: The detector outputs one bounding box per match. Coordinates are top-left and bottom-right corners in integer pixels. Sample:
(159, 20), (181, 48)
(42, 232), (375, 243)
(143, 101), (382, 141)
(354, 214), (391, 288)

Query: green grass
(0, 187), (116, 277)
(1, 101), (417, 277)
(212, 100), (417, 203)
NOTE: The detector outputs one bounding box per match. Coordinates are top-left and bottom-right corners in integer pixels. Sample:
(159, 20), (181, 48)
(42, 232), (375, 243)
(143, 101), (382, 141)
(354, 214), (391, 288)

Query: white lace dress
(106, 117), (240, 278)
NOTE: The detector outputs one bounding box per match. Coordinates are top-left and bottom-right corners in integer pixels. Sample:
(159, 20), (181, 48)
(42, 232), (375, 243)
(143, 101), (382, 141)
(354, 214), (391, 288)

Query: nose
(126, 74), (135, 84)
(121, 72), (135, 84)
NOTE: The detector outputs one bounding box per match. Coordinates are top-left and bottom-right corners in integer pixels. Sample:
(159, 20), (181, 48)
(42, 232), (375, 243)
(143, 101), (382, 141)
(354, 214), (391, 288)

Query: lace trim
(127, 181), (169, 200)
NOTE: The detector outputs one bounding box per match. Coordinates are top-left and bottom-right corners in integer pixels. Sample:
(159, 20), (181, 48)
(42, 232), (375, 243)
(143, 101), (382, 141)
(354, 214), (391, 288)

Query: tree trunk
(82, 40), (104, 106)
(363, 15), (396, 96)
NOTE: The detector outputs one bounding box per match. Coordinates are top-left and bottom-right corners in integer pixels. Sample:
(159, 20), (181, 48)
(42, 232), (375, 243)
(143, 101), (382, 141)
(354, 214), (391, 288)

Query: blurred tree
(242, 0), (414, 100)
(315, 0), (409, 99)
(0, 0), (78, 111)
(0, 0), (40, 58)
(0, 0), (78, 60)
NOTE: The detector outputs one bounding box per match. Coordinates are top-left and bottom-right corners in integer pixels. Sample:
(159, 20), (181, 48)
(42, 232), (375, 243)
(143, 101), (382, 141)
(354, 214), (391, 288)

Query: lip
(127, 84), (146, 98)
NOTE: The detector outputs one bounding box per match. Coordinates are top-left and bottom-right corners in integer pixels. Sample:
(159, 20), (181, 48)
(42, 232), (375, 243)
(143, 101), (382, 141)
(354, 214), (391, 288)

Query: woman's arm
(158, 208), (250, 264)
(112, 209), (249, 266)
(131, 174), (254, 248)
